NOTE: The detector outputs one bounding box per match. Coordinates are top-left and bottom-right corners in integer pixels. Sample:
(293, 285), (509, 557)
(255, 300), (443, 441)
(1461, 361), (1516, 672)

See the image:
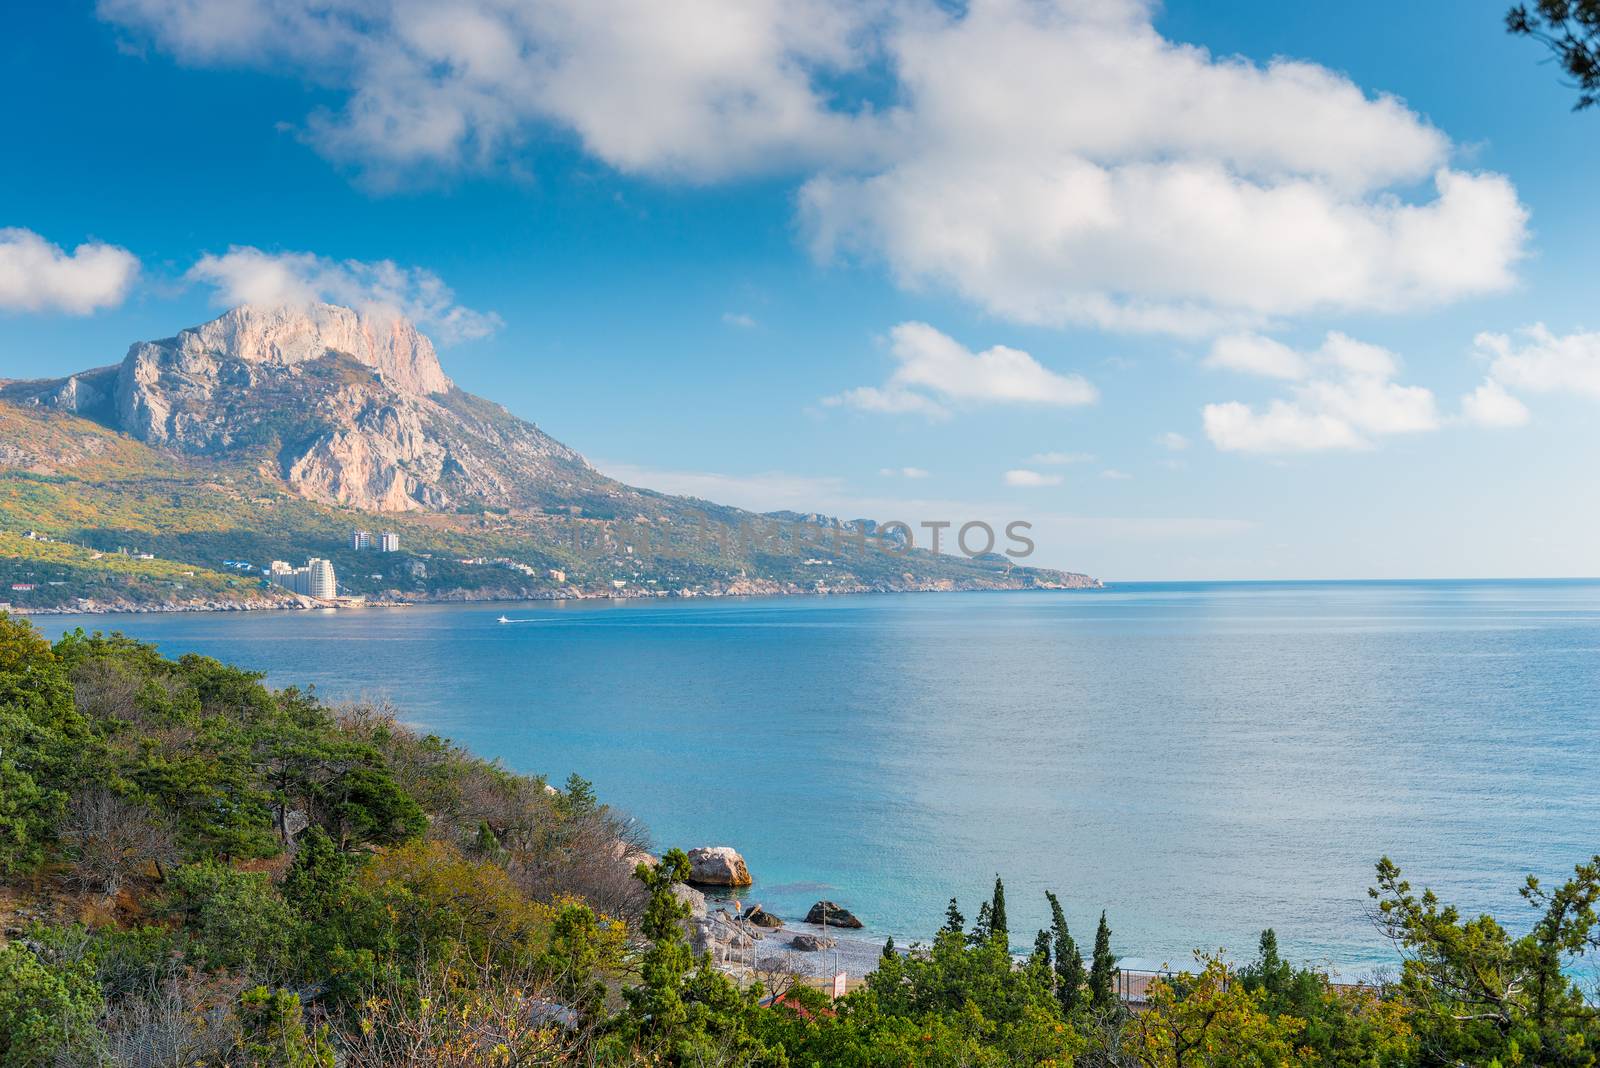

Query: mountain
(12, 303), (598, 513)
(0, 304), (1097, 611)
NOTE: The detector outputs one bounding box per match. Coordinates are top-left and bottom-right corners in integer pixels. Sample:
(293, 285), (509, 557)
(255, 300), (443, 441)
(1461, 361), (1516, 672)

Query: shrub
(0, 941), (102, 1068)
(165, 861), (298, 976)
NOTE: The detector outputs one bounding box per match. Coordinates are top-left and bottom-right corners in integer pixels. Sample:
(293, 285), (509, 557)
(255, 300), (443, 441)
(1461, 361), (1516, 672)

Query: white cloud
(100, 0), (888, 181)
(1461, 378), (1530, 428)
(102, 0), (1527, 333)
(1030, 450), (1095, 465)
(800, 1), (1527, 333)
(722, 311), (758, 328)
(826, 321), (1097, 416)
(1205, 334), (1310, 379)
(0, 228), (140, 314)
(187, 246), (501, 343)
(1474, 324), (1600, 399)
(880, 466), (930, 478)
(1101, 468), (1132, 480)
(1156, 432), (1190, 451)
(1004, 469), (1063, 487)
(825, 385), (949, 418)
(1202, 331), (1438, 452)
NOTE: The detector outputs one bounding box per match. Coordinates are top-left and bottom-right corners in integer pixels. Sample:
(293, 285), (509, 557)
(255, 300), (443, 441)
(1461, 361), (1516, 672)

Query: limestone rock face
(171, 303), (452, 396)
(32, 302), (602, 513)
(686, 846), (753, 887)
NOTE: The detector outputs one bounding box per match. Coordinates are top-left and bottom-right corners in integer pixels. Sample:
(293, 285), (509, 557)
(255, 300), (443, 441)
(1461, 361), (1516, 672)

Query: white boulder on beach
(685, 846), (752, 887)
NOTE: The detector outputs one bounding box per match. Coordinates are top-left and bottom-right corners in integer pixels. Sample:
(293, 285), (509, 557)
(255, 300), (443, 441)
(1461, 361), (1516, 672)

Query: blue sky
(3, 0), (1599, 580)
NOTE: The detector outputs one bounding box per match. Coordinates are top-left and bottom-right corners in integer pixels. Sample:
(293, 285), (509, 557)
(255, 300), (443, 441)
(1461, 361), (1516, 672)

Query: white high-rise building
(351, 530), (372, 550)
(378, 531), (399, 552)
(305, 558), (337, 599)
(266, 557), (338, 599)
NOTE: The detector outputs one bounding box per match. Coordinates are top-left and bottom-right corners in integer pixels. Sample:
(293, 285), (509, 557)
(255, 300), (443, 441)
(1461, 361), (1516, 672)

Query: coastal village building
(350, 530), (372, 550)
(267, 558), (337, 599)
(549, 568), (566, 583)
(379, 531), (399, 552)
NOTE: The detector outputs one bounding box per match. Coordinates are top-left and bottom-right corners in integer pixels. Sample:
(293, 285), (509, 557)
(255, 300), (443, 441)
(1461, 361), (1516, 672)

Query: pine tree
(1249, 927), (1292, 1000)
(881, 936), (897, 962)
(1088, 910), (1117, 1012)
(989, 874), (1009, 944)
(1047, 891), (1085, 1016)
(943, 898), (965, 935)
(969, 901), (994, 946)
(1030, 928), (1053, 972)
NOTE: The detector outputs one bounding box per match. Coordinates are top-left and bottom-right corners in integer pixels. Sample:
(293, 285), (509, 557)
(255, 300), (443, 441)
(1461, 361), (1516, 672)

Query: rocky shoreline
(675, 847), (890, 985)
(15, 576), (1104, 616)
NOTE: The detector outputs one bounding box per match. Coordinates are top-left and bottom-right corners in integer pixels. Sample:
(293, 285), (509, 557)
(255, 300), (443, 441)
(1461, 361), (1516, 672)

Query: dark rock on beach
(790, 933), (838, 952)
(805, 900), (863, 929)
(744, 904), (783, 929)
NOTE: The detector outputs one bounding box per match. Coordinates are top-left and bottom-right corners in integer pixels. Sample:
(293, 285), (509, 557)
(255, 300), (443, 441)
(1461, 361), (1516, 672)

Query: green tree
(0, 613), (84, 873)
(943, 896), (965, 934)
(1240, 928), (1293, 1001)
(1508, 1), (1600, 109)
(0, 941), (101, 1068)
(1047, 890), (1086, 1017)
(166, 861), (298, 976)
(1030, 927), (1054, 973)
(989, 872), (1009, 944)
(1089, 909), (1118, 1012)
(1371, 854), (1600, 1065)
(1125, 955), (1307, 1068)
(237, 986), (335, 1068)
(608, 848), (779, 1065)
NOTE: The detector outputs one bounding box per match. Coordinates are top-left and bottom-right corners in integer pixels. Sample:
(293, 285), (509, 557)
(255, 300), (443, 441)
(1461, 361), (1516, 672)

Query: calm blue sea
(34, 580), (1600, 975)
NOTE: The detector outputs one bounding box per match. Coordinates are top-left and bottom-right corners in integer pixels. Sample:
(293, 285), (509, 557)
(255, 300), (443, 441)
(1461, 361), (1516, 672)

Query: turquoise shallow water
(35, 580), (1600, 975)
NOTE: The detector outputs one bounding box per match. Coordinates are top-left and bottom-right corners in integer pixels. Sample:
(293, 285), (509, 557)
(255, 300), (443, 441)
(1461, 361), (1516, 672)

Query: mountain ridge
(0, 304), (1099, 610)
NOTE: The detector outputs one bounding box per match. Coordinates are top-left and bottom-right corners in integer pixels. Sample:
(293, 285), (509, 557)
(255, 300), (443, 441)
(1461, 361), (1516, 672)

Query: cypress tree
(1047, 891), (1085, 1016)
(943, 898), (965, 935)
(989, 874), (1008, 943)
(881, 936), (897, 962)
(1088, 910), (1117, 1011)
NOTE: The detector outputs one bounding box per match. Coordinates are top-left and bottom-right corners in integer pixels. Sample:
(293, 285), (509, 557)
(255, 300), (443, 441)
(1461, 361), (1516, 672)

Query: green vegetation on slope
(4, 610), (1600, 1065)
(0, 533), (277, 610)
(0, 400), (1089, 610)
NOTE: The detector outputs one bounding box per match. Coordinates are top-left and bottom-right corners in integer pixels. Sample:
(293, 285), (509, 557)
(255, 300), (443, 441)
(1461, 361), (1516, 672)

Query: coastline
(14, 576), (1106, 616)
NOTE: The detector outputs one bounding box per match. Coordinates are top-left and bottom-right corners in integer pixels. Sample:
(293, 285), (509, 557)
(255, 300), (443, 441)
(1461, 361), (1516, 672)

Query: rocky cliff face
(7, 303), (601, 513)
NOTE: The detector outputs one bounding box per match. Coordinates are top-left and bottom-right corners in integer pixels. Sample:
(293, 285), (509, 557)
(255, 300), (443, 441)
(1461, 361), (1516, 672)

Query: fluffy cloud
(1461, 378), (1531, 428)
(100, 0), (887, 181)
(1156, 432), (1190, 451)
(826, 321), (1097, 417)
(1202, 331), (1439, 452)
(1474, 324), (1600, 399)
(102, 0), (1526, 333)
(800, 0), (1526, 333)
(1004, 469), (1063, 487)
(188, 246), (501, 343)
(0, 228), (139, 314)
(880, 466), (930, 478)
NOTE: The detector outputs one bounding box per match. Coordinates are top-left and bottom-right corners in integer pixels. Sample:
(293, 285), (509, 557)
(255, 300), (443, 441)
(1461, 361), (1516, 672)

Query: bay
(35, 579), (1600, 976)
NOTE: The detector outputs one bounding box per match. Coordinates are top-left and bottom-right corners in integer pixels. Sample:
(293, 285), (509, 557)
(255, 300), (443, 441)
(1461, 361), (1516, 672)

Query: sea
(34, 580), (1600, 977)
